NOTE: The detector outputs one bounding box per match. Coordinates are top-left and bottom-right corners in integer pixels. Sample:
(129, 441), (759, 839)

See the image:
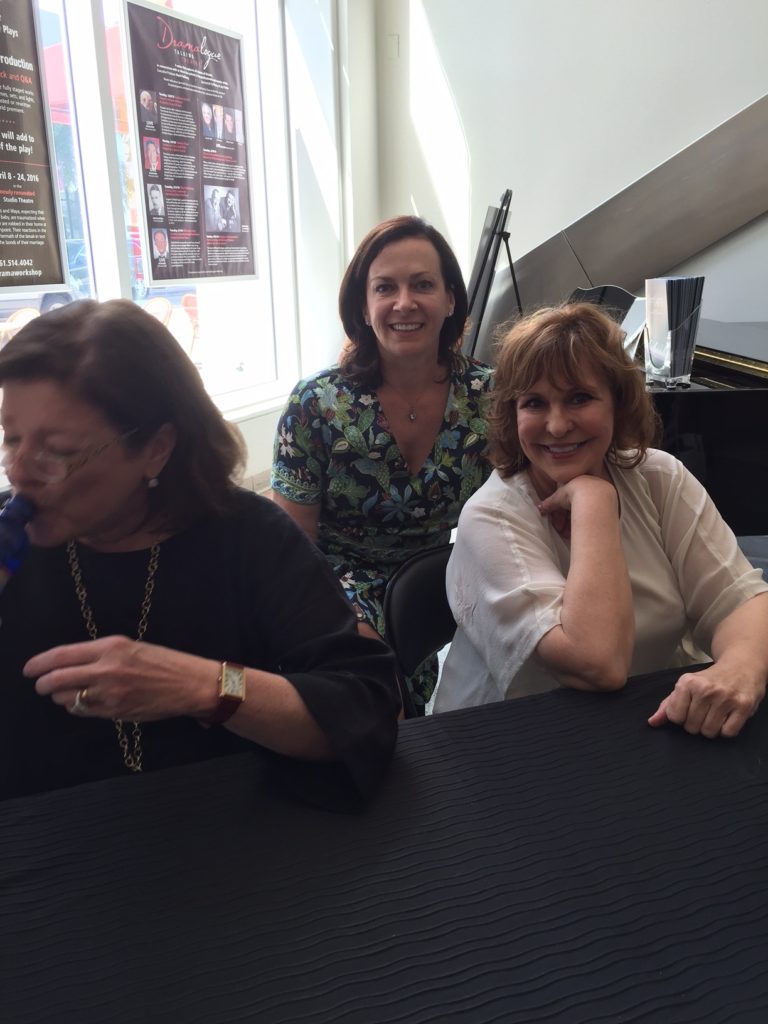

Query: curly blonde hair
(490, 303), (659, 477)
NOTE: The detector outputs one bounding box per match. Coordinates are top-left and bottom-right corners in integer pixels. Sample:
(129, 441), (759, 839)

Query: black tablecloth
(2, 667), (767, 1023)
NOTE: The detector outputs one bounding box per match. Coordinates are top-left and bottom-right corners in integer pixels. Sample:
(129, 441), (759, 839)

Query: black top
(0, 490), (399, 808)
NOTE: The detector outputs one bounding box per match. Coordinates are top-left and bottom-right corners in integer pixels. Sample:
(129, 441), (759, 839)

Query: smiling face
(201, 103), (212, 124)
(224, 113), (234, 132)
(1, 379), (173, 549)
(363, 237), (454, 366)
(516, 369), (615, 497)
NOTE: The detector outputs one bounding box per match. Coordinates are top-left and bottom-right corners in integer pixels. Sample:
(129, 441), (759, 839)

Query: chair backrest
(383, 544), (456, 715)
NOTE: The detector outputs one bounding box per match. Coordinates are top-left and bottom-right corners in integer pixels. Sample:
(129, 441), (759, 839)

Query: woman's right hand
(537, 475), (619, 539)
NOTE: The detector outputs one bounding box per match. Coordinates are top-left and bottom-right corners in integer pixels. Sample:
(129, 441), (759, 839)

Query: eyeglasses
(0, 428), (138, 484)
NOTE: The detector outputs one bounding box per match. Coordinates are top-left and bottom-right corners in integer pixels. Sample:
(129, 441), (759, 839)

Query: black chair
(383, 544), (456, 718)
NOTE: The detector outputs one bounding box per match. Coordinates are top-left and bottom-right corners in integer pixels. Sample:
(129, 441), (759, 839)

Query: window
(0, 1), (307, 417)
(92, 0), (300, 410)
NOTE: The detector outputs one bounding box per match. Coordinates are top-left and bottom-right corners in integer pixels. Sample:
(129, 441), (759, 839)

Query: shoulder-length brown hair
(338, 216), (468, 387)
(490, 303), (659, 477)
(0, 299), (246, 529)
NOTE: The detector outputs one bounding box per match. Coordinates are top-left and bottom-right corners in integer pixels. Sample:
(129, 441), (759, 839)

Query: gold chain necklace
(66, 540), (161, 774)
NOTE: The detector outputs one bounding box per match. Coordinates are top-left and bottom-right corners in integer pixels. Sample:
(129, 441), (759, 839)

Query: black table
(2, 666), (767, 1023)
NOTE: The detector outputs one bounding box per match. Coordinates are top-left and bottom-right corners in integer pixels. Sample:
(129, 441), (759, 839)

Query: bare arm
(26, 638), (334, 759)
(648, 591), (768, 738)
(271, 492), (320, 543)
(271, 491), (374, 629)
(535, 476), (634, 691)
(270, 493), (379, 640)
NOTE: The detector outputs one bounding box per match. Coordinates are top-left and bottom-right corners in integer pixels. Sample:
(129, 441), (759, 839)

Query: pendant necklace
(384, 378), (439, 422)
(66, 540), (161, 773)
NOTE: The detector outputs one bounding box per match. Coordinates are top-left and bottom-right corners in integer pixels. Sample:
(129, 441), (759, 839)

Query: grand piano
(650, 343), (767, 537)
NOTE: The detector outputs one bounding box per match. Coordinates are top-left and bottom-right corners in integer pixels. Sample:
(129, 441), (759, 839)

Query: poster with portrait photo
(218, 187), (240, 233)
(146, 183), (165, 220)
(0, 0), (67, 293)
(203, 184), (242, 234)
(143, 137), (161, 174)
(137, 88), (158, 130)
(150, 226), (169, 279)
(125, 0), (256, 284)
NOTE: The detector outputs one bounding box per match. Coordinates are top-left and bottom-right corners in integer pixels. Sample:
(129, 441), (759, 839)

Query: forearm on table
(541, 495), (634, 690)
(175, 654), (332, 759)
(222, 669), (333, 760)
(186, 659), (333, 759)
(710, 592), (768, 679)
(647, 592), (768, 737)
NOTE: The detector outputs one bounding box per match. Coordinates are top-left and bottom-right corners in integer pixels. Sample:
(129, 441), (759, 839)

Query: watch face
(221, 663), (245, 699)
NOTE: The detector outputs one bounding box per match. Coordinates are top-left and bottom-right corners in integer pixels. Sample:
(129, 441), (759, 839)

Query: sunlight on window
(408, 1), (470, 262)
(284, 6), (341, 240)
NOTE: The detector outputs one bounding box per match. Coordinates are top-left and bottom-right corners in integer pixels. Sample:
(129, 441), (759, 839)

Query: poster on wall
(125, 0), (256, 286)
(0, 0), (65, 292)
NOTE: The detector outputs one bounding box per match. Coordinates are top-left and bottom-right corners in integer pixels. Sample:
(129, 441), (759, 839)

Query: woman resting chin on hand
(431, 302), (768, 739)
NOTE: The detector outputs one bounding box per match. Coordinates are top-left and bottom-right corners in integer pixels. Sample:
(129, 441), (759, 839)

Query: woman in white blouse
(433, 303), (768, 738)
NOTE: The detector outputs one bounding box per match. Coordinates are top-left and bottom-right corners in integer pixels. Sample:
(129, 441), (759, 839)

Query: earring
(364, 317), (371, 326)
(147, 477), (159, 489)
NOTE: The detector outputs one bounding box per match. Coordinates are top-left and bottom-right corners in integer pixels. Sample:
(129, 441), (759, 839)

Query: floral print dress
(271, 354), (494, 706)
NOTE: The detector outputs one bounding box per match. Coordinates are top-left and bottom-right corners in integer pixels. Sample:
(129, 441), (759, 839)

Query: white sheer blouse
(433, 449), (767, 711)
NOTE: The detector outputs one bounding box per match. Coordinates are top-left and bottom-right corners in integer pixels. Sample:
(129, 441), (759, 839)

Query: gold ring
(69, 687), (90, 716)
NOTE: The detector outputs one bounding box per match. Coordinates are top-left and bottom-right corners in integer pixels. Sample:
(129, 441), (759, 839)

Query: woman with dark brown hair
(433, 303), (768, 737)
(271, 216), (493, 710)
(0, 300), (399, 806)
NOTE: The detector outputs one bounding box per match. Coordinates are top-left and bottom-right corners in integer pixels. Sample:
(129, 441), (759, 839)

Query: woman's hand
(648, 663), (766, 739)
(25, 635), (336, 759)
(537, 475), (619, 539)
(648, 593), (768, 739)
(24, 636), (218, 721)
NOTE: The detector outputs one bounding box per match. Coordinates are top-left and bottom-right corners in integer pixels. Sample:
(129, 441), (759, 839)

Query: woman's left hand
(24, 635), (217, 721)
(648, 662), (766, 739)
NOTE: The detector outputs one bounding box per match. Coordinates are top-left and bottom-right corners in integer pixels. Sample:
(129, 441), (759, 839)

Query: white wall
(237, 0), (349, 480)
(235, 405), (281, 482)
(372, 0), (768, 274)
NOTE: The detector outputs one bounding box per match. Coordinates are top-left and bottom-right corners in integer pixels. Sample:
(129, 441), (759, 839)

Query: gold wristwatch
(205, 662), (246, 725)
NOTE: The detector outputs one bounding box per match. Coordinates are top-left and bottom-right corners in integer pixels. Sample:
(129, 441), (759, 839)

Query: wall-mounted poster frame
(0, 0), (68, 295)
(123, 0), (257, 287)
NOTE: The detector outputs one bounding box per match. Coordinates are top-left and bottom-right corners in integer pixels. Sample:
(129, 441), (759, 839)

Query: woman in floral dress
(271, 216), (493, 709)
